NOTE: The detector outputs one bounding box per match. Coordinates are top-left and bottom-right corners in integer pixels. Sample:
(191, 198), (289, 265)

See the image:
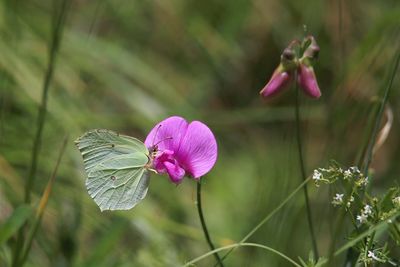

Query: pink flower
(259, 67), (292, 98)
(297, 64), (321, 98)
(259, 36), (322, 99)
(145, 116), (218, 184)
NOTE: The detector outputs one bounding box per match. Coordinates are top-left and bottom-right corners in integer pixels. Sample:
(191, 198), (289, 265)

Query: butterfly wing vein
(75, 129), (150, 211)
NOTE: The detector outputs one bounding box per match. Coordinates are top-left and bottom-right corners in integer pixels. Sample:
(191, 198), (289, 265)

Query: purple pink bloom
(145, 116), (218, 184)
(259, 67), (292, 98)
(297, 64), (321, 98)
(259, 35), (321, 99)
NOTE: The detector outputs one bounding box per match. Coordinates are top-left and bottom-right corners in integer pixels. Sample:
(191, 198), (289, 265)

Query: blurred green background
(0, 0), (399, 266)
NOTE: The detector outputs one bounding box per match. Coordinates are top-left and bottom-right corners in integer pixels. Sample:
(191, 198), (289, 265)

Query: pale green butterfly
(75, 129), (159, 211)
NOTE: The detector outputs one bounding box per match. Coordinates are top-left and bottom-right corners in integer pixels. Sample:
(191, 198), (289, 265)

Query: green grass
(0, 0), (399, 266)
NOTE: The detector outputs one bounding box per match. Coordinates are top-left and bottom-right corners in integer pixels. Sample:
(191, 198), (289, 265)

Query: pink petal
(297, 64), (321, 98)
(175, 121), (217, 178)
(145, 116), (188, 152)
(259, 69), (291, 98)
(163, 160), (185, 183)
(152, 149), (174, 173)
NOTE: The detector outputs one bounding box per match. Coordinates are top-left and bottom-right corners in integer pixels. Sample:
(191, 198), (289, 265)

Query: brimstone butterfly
(75, 129), (153, 211)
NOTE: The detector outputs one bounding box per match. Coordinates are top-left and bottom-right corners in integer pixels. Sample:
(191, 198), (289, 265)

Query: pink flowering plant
(145, 116), (217, 184)
(5, 2), (400, 267)
(260, 36), (321, 99)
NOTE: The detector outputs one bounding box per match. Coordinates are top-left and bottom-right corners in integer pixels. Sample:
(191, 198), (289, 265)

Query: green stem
(184, 242), (301, 267)
(196, 180), (224, 267)
(11, 1), (69, 266)
(18, 137), (68, 266)
(294, 70), (319, 259)
(217, 178), (311, 265)
(361, 48), (400, 176)
(342, 48), (400, 267)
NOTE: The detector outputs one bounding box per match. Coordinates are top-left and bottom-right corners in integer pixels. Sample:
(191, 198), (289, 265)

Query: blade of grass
(216, 177), (311, 265)
(184, 242), (301, 267)
(24, 0), (69, 204)
(197, 211), (399, 267)
(0, 205), (32, 246)
(17, 137), (68, 267)
(343, 48), (400, 266)
(361, 48), (400, 176)
(11, 0), (70, 265)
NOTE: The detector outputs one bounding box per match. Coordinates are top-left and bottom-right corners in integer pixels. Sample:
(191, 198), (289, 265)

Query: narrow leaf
(0, 205), (33, 246)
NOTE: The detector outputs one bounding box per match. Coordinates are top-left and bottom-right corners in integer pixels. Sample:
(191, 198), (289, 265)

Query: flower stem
(294, 70), (319, 259)
(196, 180), (224, 267)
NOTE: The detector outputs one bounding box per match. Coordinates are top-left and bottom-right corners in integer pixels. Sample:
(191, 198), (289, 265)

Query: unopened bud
(297, 63), (321, 98)
(282, 48), (295, 61)
(260, 66), (292, 98)
(303, 35), (320, 60)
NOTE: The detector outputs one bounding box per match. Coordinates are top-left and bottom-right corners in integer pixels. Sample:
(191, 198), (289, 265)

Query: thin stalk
(342, 48), (400, 267)
(24, 0), (68, 204)
(196, 180), (224, 267)
(18, 137), (68, 266)
(361, 48), (400, 176)
(217, 178), (311, 265)
(294, 70), (319, 259)
(11, 1), (69, 266)
(187, 210), (399, 267)
(184, 242), (301, 267)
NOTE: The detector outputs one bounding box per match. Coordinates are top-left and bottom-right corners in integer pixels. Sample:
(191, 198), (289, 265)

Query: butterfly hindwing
(75, 129), (150, 211)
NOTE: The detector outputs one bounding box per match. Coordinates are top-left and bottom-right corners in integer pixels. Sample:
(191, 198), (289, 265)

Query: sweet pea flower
(259, 35), (322, 99)
(259, 66), (292, 98)
(297, 63), (321, 98)
(145, 116), (217, 184)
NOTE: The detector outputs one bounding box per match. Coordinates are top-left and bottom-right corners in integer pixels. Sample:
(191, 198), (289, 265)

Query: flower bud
(297, 63), (321, 98)
(302, 35), (320, 60)
(260, 65), (292, 98)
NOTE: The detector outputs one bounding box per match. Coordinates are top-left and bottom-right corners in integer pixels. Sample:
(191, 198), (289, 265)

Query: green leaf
(379, 187), (399, 211)
(75, 129), (151, 211)
(0, 205), (33, 246)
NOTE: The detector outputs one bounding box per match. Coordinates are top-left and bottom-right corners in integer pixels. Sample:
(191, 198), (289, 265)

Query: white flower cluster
(393, 196), (400, 207)
(357, 204), (372, 224)
(367, 250), (381, 261)
(343, 169), (352, 179)
(332, 193), (344, 206)
(312, 169), (322, 181)
(359, 248), (389, 265)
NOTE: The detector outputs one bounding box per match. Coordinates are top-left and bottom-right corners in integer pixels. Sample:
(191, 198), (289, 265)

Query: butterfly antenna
(154, 137), (173, 147)
(152, 124), (163, 146)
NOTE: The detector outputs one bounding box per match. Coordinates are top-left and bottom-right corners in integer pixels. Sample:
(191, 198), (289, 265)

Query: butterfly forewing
(75, 129), (151, 211)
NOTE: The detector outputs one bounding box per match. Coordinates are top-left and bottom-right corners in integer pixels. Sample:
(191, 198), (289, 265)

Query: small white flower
(344, 169), (352, 179)
(367, 250), (380, 261)
(357, 214), (368, 224)
(346, 196), (354, 207)
(350, 166), (360, 173)
(312, 170), (322, 181)
(393, 196), (400, 207)
(334, 194), (344, 202)
(332, 193), (344, 206)
(363, 204), (372, 215)
(359, 176), (369, 186)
